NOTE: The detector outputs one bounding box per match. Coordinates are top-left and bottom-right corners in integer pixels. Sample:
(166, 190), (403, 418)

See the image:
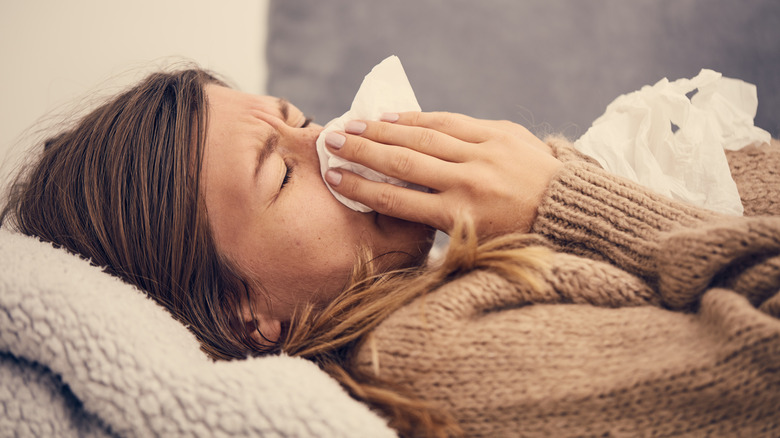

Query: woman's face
(201, 85), (433, 339)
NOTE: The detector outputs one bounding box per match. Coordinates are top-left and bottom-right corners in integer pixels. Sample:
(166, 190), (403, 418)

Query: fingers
(326, 168), (452, 232)
(325, 130), (458, 191)
(322, 110), (523, 204)
(392, 111), (551, 156)
(348, 111), (513, 161)
(391, 111), (494, 143)
(346, 116), (473, 163)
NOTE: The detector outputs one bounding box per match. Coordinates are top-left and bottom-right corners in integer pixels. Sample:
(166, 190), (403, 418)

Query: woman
(3, 67), (779, 437)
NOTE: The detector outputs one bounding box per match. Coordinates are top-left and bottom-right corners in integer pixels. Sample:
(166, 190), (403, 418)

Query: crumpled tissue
(317, 55), (424, 212)
(573, 69), (771, 216)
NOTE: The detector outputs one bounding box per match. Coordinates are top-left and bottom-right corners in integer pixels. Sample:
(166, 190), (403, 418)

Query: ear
(241, 303), (282, 347)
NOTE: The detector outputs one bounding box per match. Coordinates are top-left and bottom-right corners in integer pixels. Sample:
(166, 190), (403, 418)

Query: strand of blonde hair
(283, 218), (552, 437)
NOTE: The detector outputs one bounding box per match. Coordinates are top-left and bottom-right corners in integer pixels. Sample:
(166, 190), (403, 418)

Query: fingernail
(325, 169), (342, 186)
(380, 112), (399, 122)
(325, 132), (346, 149)
(345, 120), (366, 134)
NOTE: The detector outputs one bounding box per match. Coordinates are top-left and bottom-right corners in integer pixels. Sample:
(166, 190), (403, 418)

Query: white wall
(0, 0), (269, 191)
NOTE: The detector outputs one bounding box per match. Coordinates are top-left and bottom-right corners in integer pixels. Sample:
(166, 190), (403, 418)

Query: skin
(201, 85), (434, 342)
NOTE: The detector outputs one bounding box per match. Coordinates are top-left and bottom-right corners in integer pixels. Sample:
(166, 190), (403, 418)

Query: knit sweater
(355, 138), (780, 437)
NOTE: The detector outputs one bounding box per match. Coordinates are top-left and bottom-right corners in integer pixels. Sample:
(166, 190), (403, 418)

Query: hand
(324, 111), (563, 238)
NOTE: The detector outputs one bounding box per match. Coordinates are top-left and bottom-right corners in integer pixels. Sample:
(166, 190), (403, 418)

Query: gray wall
(268, 0), (780, 139)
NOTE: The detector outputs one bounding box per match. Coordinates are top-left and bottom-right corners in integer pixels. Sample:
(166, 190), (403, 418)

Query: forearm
(533, 138), (780, 310)
(530, 159), (717, 280)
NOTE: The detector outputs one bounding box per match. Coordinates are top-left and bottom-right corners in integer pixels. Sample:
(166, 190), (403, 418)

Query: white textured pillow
(0, 229), (395, 437)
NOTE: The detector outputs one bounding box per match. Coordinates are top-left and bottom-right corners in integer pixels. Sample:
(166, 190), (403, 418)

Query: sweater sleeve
(532, 139), (780, 312)
(530, 158), (718, 278)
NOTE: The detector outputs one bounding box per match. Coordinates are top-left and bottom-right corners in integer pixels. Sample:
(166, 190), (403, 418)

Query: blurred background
(2, 0), (778, 196)
(0, 0), (269, 192)
(268, 0), (779, 139)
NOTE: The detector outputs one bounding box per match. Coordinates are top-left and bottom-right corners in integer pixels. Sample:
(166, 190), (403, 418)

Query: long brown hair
(1, 67), (548, 437)
(0, 67), (257, 359)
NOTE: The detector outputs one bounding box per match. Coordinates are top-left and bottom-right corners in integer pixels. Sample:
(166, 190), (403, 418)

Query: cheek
(283, 185), (368, 263)
(247, 221), (355, 307)
(299, 175), (434, 259)
(298, 179), (371, 238)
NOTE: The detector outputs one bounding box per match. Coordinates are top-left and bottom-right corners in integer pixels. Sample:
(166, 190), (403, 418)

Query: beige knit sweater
(355, 138), (780, 437)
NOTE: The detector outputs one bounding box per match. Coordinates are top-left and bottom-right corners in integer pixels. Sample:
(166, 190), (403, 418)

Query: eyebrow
(254, 133), (280, 181)
(278, 98), (290, 122)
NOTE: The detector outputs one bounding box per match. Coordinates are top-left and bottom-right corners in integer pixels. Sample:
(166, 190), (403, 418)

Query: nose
(295, 122), (323, 147)
(281, 122), (324, 162)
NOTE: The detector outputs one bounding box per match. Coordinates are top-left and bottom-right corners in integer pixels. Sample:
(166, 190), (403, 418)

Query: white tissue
(573, 69), (771, 216)
(317, 55), (422, 212)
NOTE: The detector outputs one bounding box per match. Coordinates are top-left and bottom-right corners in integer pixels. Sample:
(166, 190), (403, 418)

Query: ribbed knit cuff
(531, 161), (719, 280)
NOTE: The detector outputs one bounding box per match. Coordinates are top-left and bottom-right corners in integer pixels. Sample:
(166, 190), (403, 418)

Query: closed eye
(300, 117), (313, 128)
(281, 162), (294, 189)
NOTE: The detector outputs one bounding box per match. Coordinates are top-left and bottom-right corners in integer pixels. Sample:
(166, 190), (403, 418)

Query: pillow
(267, 0), (780, 139)
(0, 229), (396, 437)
